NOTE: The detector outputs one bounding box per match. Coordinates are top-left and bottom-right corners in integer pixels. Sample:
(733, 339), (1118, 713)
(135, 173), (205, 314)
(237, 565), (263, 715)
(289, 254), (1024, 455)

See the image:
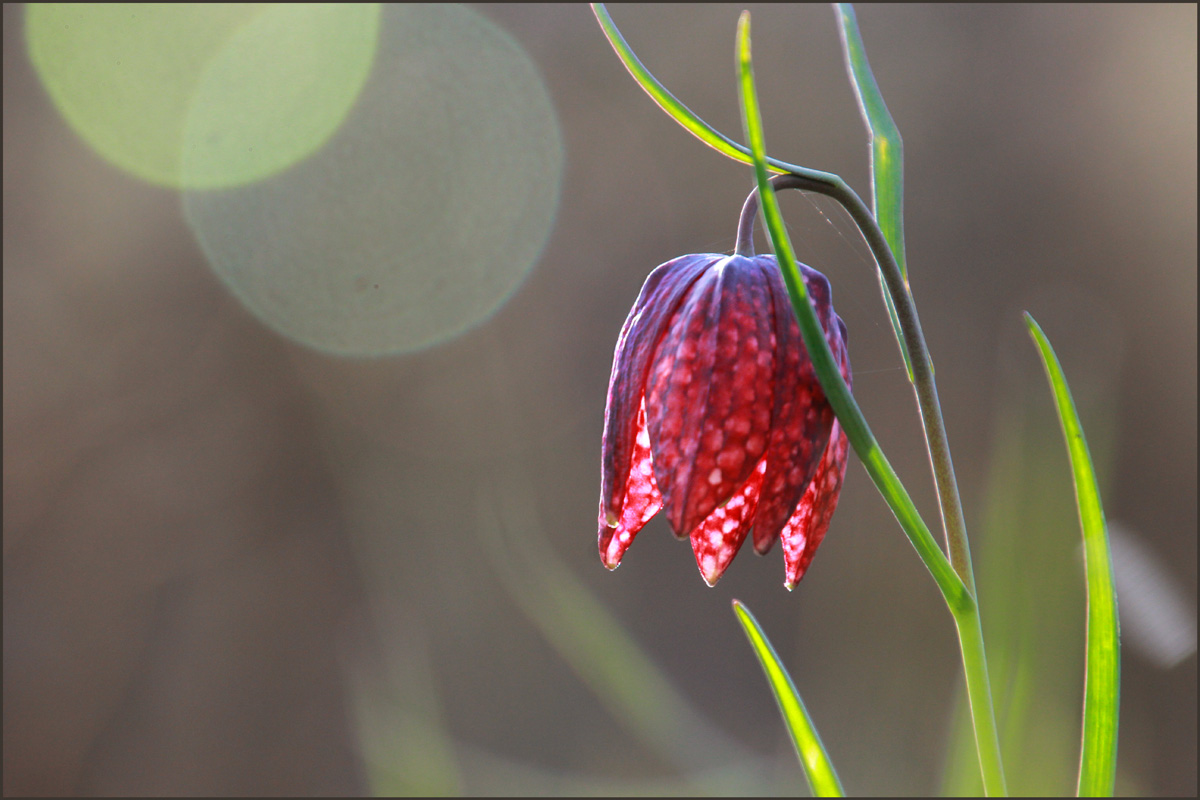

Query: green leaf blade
(591, 3), (849, 188)
(735, 9), (964, 612)
(834, 3), (913, 382)
(1024, 313), (1120, 797)
(834, 3), (906, 281)
(591, 3), (764, 168)
(732, 600), (844, 797)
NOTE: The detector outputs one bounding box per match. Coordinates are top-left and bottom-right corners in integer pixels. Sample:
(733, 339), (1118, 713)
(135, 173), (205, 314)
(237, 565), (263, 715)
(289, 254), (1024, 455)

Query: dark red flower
(598, 253), (851, 589)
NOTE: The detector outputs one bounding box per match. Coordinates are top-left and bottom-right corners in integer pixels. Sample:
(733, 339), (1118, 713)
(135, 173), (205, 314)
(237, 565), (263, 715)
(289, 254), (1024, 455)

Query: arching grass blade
(833, 3), (906, 281)
(834, 3), (912, 380)
(591, 3), (846, 188)
(732, 600), (844, 797)
(1024, 313), (1120, 797)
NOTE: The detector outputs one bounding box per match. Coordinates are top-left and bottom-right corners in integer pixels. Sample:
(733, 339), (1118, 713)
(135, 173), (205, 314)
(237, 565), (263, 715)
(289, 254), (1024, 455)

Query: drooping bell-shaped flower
(597, 252), (851, 589)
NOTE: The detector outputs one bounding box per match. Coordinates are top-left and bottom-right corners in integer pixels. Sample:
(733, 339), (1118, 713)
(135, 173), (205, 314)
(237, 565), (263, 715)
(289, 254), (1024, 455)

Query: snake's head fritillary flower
(598, 253), (851, 589)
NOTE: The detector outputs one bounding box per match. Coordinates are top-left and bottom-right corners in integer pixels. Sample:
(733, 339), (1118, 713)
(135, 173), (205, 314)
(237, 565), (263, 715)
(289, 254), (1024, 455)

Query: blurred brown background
(4, 3), (1195, 796)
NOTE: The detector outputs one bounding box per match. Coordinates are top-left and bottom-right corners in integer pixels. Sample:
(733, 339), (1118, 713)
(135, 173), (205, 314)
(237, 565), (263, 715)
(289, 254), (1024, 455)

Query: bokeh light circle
(183, 4), (564, 357)
(26, 3), (381, 189)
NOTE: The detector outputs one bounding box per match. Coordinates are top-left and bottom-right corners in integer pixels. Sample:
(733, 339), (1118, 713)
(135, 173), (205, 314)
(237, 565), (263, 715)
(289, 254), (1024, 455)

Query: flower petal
(600, 255), (717, 524)
(781, 324), (851, 588)
(750, 258), (836, 554)
(643, 267), (719, 532)
(645, 256), (777, 537)
(599, 398), (663, 569)
(690, 457), (767, 586)
(782, 418), (850, 590)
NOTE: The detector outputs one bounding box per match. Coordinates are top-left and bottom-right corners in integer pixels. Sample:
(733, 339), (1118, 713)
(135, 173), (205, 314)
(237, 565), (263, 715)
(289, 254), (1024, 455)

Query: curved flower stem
(734, 187), (760, 256)
(736, 13), (1005, 794)
(739, 177), (975, 595)
(737, 181), (962, 603)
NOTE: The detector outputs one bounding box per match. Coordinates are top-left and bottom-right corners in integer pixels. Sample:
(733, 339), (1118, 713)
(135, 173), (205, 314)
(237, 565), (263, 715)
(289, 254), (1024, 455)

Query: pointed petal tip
(784, 564), (804, 590)
(600, 544), (623, 571)
(784, 563), (809, 590)
(598, 531), (623, 570)
(699, 559), (727, 587)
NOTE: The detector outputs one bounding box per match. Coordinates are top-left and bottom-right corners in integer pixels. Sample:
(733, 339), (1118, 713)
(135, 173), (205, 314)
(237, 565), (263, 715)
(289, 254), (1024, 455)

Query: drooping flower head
(598, 250), (850, 589)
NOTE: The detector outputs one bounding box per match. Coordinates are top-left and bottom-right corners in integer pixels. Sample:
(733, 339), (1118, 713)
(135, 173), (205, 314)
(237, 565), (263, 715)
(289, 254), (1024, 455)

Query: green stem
(951, 593), (1009, 796)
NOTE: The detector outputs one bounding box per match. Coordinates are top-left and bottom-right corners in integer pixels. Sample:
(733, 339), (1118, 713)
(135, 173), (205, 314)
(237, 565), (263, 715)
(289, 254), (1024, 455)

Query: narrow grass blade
(834, 3), (912, 381)
(732, 600), (844, 797)
(591, 2), (847, 189)
(834, 3), (905, 280)
(591, 3), (763, 167)
(1024, 313), (1120, 797)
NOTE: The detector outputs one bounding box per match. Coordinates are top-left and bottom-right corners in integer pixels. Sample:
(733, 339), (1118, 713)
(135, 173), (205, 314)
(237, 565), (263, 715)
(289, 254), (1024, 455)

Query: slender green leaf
(732, 600), (844, 797)
(738, 13), (1008, 794)
(591, 3), (762, 168)
(942, 393), (1124, 796)
(591, 3), (849, 189)
(833, 3), (906, 282)
(734, 10), (963, 612)
(834, 4), (913, 383)
(1024, 314), (1120, 797)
